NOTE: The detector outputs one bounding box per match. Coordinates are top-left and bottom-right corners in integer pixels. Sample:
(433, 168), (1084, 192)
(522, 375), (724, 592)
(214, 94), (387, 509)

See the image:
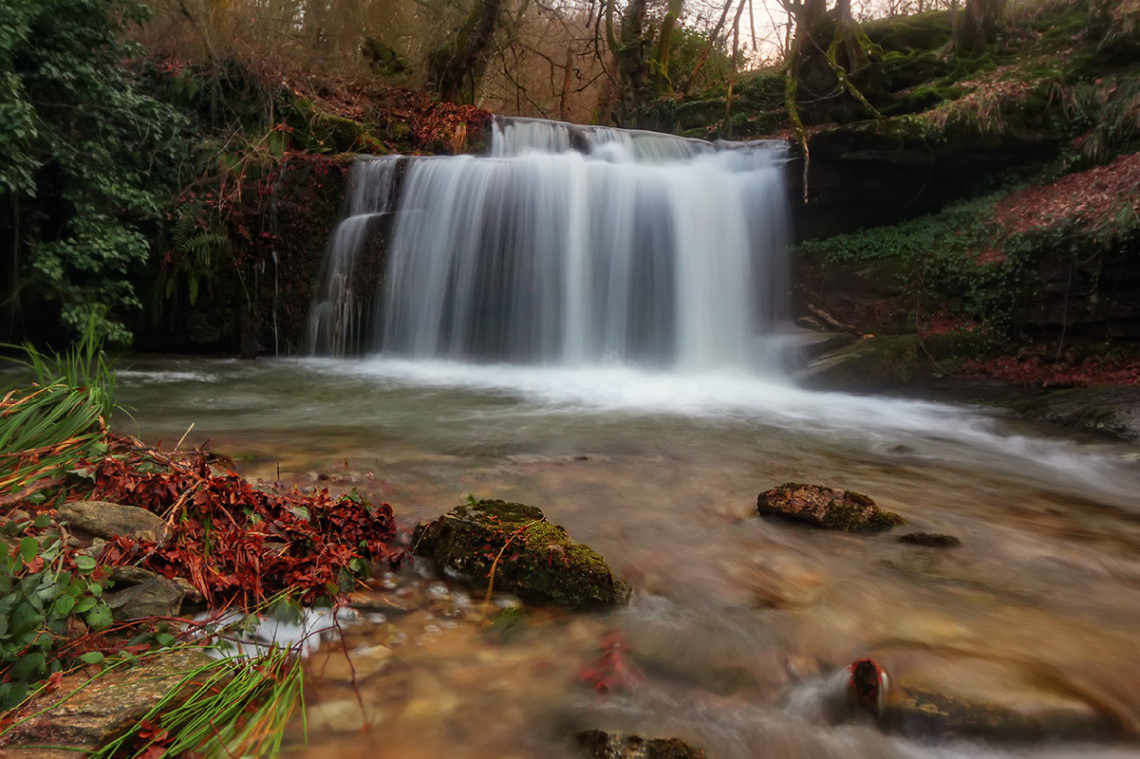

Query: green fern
(160, 201), (233, 311)
(1065, 76), (1140, 167)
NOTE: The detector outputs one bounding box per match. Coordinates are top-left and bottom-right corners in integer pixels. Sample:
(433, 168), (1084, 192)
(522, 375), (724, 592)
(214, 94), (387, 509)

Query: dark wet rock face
(795, 335), (925, 392)
(412, 499), (630, 608)
(1033, 386), (1140, 444)
(575, 729), (706, 759)
(880, 686), (1114, 742)
(898, 532), (961, 547)
(757, 483), (903, 532)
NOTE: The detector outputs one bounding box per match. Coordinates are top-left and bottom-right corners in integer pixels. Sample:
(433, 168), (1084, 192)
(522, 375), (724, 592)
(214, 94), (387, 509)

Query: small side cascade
(308, 156), (403, 356)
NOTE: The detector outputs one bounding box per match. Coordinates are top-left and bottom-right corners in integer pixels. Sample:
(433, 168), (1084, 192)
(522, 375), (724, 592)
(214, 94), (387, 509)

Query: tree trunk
(955, 0), (1006, 53)
(2, 195), (20, 342)
(785, 0), (877, 124)
(430, 0), (506, 104)
(600, 0), (652, 124)
(650, 0), (685, 95)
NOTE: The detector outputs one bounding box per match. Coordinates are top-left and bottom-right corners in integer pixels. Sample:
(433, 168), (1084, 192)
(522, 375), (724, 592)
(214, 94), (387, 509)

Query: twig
(481, 518), (544, 617)
(0, 478), (63, 508)
(331, 613), (369, 732)
(174, 422), (196, 452)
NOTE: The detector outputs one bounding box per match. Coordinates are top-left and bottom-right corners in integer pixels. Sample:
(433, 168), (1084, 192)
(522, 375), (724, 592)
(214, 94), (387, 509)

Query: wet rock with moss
(412, 499), (630, 608)
(575, 729), (706, 759)
(757, 483), (903, 532)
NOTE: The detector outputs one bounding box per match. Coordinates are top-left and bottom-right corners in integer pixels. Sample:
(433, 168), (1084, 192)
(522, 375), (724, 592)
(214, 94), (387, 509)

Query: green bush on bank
(2, 0), (190, 344)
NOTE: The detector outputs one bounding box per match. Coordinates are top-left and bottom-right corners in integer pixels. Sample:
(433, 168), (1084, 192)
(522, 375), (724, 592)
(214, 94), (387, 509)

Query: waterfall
(308, 156), (402, 356)
(309, 117), (790, 371)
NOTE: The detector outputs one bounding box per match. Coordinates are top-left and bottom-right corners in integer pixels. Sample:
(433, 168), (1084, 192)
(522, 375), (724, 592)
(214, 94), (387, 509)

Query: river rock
(109, 565), (160, 585)
(881, 685), (1113, 741)
(305, 698), (384, 733)
(57, 500), (167, 541)
(105, 576), (185, 620)
(0, 647), (213, 756)
(575, 729), (706, 759)
(898, 532), (960, 547)
(412, 499), (630, 608)
(757, 483), (903, 532)
(876, 652), (1118, 742)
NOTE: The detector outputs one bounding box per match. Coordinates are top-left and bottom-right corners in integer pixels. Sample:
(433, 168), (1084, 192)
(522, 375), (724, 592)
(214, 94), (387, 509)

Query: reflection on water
(111, 357), (1140, 758)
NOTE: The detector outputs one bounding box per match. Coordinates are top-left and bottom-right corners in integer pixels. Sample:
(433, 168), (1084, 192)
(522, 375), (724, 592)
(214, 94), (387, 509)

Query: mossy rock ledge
(411, 500), (630, 608)
(757, 483), (903, 532)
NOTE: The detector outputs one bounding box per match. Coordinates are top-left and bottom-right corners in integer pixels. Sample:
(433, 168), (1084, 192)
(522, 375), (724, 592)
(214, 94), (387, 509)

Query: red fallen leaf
(578, 634), (637, 694)
(45, 671), (64, 692)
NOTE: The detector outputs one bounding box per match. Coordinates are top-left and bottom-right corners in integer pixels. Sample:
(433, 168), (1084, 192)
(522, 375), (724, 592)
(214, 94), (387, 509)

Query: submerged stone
(880, 685), (1113, 741)
(875, 651), (1121, 742)
(412, 499), (630, 608)
(756, 483), (903, 532)
(898, 532), (961, 547)
(575, 729), (706, 759)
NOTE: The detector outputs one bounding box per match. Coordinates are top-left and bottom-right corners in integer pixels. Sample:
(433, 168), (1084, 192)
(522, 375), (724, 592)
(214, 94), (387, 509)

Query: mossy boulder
(756, 483), (903, 532)
(412, 500), (630, 608)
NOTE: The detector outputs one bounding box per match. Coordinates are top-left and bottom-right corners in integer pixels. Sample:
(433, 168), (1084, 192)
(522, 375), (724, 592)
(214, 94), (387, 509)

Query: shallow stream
(115, 356), (1140, 759)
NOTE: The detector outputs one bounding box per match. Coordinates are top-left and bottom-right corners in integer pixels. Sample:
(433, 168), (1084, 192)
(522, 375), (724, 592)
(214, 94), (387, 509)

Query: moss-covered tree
(781, 0), (880, 125)
(955, 0), (1007, 54)
(429, 0), (507, 104)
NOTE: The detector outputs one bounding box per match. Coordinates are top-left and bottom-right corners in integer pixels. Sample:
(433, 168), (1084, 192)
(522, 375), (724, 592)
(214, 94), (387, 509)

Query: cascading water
(308, 155), (403, 356)
(309, 117), (790, 371)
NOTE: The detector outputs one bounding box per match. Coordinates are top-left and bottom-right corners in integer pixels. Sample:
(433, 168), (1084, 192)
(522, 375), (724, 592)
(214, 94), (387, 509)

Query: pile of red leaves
(83, 435), (402, 607)
(990, 153), (1140, 237)
(959, 352), (1140, 387)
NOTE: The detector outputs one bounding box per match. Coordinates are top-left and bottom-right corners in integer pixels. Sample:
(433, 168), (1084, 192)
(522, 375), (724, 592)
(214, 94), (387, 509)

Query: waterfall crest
(309, 117), (790, 371)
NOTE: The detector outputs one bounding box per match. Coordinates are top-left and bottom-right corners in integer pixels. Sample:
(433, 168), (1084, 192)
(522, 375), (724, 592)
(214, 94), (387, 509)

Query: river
(115, 355), (1140, 759)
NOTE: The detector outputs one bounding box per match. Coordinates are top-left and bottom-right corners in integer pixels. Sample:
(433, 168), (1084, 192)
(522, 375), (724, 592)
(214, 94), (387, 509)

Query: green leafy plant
(2, 0), (190, 343)
(795, 193), (1027, 335)
(1063, 75), (1140, 168)
(0, 524), (114, 711)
